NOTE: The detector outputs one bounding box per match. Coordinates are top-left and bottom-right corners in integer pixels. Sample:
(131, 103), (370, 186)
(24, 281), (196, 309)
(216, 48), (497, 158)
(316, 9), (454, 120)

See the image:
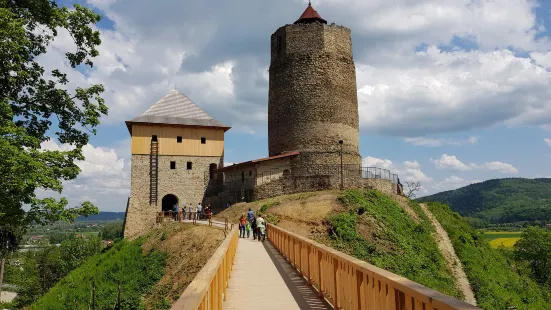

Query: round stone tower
(268, 3), (361, 170)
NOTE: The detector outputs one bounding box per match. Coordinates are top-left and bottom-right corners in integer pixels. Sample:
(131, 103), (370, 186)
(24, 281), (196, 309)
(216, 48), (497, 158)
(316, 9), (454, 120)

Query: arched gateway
(161, 194), (178, 212)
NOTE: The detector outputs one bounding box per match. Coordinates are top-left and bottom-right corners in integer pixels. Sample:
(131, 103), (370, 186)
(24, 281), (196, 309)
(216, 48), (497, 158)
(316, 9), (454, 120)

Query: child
(245, 222), (251, 238)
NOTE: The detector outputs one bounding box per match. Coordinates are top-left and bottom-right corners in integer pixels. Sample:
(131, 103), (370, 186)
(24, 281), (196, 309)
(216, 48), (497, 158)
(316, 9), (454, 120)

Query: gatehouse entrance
(161, 194), (178, 212)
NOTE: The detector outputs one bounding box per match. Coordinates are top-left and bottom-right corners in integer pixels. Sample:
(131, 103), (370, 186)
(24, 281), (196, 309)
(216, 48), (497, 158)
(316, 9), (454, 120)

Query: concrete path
(223, 237), (331, 310)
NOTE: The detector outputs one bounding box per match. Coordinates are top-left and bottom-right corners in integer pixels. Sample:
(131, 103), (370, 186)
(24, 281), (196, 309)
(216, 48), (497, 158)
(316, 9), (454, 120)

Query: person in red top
(239, 214), (247, 238)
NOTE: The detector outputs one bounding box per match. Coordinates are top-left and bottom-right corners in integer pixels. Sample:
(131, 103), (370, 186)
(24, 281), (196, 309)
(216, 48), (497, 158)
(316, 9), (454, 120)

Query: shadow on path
(262, 239), (332, 310)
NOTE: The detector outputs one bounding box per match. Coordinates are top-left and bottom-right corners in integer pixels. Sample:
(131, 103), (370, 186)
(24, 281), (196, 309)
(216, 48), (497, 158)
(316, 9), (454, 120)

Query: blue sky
(39, 0), (551, 211)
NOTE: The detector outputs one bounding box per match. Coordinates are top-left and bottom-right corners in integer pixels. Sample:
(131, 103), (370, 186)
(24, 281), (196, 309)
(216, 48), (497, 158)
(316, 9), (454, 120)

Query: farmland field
(484, 231), (522, 248)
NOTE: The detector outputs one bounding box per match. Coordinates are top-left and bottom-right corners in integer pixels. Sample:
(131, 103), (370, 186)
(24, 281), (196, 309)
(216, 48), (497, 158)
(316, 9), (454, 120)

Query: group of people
(239, 208), (266, 240)
(171, 202), (212, 220)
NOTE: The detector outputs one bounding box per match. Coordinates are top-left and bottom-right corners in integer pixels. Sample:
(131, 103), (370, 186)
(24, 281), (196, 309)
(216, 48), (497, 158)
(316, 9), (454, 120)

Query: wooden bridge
(170, 220), (480, 310)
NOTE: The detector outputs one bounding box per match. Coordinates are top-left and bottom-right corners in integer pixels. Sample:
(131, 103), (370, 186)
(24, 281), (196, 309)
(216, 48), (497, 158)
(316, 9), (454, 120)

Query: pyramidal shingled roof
(126, 89), (230, 133)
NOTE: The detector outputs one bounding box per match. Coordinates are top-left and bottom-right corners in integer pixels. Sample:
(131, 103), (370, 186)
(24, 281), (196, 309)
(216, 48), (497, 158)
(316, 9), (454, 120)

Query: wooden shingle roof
(126, 90), (230, 133)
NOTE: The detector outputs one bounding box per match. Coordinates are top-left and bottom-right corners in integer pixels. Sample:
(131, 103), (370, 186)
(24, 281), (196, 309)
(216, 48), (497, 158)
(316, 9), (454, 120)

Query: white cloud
(37, 140), (130, 211)
(428, 175), (481, 193)
(544, 138), (551, 147)
(363, 156), (432, 183)
(30, 0), (551, 138)
(430, 154), (519, 173)
(403, 136), (478, 147)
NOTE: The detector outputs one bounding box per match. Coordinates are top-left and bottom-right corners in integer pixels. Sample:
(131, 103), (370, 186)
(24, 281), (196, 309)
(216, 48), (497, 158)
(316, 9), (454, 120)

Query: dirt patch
(418, 203), (477, 306)
(141, 223), (226, 309)
(215, 190), (340, 224)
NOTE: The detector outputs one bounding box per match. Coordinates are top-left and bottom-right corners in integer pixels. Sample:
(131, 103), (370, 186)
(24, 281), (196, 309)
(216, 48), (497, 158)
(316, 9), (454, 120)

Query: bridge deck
(223, 237), (331, 310)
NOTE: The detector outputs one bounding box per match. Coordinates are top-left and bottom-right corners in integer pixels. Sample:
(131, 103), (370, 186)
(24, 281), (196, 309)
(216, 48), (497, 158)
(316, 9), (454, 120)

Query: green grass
(329, 189), (462, 299)
(30, 238), (167, 310)
(426, 202), (551, 309)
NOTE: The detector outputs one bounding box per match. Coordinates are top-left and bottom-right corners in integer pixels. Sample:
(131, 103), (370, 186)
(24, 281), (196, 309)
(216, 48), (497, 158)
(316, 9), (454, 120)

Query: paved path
(223, 237), (332, 310)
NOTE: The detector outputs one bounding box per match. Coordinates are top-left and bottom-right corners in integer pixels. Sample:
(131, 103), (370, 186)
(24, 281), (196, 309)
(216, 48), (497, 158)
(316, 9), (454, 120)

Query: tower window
(277, 36), (282, 51)
(201, 137), (206, 144)
(249, 170), (252, 176)
(152, 135), (158, 142)
(170, 161), (176, 169)
(187, 162), (192, 170)
(241, 171), (245, 182)
(177, 136), (182, 143)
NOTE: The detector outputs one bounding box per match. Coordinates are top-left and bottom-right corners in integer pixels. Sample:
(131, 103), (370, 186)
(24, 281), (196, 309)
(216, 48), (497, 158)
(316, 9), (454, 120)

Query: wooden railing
(268, 224), (480, 310)
(171, 226), (238, 310)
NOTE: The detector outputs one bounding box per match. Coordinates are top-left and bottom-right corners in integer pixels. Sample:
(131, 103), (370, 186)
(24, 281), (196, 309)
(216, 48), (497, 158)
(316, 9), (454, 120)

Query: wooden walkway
(223, 237), (332, 310)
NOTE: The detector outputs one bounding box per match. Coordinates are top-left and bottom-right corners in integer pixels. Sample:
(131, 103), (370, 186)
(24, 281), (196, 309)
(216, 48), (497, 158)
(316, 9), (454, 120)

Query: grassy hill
(216, 189), (551, 309)
(417, 178), (551, 224)
(29, 223), (225, 310)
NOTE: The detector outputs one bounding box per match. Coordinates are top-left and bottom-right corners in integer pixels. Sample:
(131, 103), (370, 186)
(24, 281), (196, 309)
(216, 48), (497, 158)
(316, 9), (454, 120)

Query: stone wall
(124, 154), (223, 240)
(268, 22), (360, 167)
(359, 178), (396, 196)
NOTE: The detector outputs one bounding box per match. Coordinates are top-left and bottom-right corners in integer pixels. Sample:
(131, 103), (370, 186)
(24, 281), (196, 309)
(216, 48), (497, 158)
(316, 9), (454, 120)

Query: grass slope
(30, 223), (224, 310)
(426, 202), (551, 309)
(417, 178), (551, 223)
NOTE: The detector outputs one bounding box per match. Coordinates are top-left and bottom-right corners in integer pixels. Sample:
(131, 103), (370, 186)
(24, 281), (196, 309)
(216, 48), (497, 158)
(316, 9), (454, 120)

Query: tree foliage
(100, 220), (124, 241)
(0, 0), (107, 243)
(5, 236), (102, 307)
(514, 226), (551, 286)
(418, 178), (551, 224)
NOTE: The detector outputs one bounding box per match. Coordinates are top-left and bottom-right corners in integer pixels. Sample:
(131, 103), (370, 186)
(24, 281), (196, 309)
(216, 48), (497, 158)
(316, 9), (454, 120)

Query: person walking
(197, 202), (203, 220)
(239, 214), (247, 238)
(256, 214), (266, 241)
(245, 221), (251, 238)
(182, 201), (186, 220)
(172, 203), (179, 221)
(247, 208), (254, 223)
(251, 217), (257, 240)
(188, 203), (193, 220)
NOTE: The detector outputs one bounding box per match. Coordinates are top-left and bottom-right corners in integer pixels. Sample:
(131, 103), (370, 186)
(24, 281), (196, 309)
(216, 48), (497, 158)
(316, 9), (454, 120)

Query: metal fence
(211, 165), (399, 189)
(360, 167), (399, 184)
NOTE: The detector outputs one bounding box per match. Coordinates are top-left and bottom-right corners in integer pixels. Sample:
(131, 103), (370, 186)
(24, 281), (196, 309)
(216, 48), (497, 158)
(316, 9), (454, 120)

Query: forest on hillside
(417, 178), (551, 225)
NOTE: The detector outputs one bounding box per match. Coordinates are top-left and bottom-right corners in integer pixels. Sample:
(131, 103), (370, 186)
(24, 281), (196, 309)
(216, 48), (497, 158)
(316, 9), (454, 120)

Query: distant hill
(417, 178), (551, 223)
(76, 212), (125, 222)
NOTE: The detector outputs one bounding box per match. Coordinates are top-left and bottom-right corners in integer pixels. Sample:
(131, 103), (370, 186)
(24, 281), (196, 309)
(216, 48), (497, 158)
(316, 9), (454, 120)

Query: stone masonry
(124, 155), (222, 239)
(268, 22), (361, 167)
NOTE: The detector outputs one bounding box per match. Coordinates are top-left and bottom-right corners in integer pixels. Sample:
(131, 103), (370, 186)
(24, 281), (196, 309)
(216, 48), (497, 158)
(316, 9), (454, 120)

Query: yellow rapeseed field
(489, 237), (521, 248)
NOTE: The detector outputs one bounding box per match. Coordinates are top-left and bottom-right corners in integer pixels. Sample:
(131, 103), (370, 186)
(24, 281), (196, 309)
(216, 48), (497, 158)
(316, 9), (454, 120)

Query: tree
(514, 226), (551, 285)
(101, 221), (123, 241)
(0, 2), (106, 237)
(0, 0), (106, 290)
(404, 180), (422, 199)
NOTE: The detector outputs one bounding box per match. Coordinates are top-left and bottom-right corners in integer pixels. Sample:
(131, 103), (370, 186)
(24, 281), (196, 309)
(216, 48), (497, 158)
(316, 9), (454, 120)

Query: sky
(37, 0), (551, 212)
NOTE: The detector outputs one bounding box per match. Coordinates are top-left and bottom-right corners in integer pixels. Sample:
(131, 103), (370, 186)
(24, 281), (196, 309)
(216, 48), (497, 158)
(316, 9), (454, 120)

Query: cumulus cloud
(30, 0), (551, 137)
(430, 154), (519, 173)
(545, 138), (551, 147)
(428, 175), (481, 193)
(403, 136), (478, 147)
(37, 140), (130, 211)
(362, 156), (433, 183)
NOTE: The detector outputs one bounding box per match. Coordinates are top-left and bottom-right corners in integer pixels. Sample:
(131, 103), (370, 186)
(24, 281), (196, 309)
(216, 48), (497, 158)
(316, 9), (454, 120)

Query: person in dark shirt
(251, 217), (257, 240)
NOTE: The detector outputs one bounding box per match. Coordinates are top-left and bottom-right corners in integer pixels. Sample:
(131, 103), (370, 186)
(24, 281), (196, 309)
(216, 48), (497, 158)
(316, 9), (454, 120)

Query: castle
(123, 3), (402, 239)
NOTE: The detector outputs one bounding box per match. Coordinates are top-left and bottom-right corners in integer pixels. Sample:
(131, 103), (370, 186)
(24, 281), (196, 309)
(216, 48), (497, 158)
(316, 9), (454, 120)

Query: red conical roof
(294, 2), (327, 24)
